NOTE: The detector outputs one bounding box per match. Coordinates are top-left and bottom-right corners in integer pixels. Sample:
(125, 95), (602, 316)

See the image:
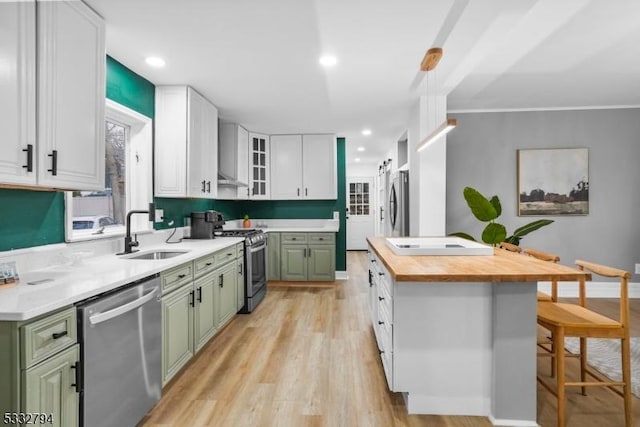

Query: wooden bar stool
(500, 243), (555, 302)
(536, 260), (632, 427)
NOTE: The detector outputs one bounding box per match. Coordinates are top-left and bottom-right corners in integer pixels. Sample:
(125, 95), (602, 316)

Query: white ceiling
(85, 0), (640, 168)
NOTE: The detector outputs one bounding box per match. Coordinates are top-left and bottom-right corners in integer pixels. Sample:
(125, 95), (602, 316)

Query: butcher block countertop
(367, 237), (590, 283)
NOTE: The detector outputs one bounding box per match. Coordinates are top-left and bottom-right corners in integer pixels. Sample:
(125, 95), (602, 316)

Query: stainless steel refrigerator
(389, 170), (409, 236)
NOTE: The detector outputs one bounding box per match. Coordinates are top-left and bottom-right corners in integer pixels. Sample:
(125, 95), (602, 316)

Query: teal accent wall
(0, 190), (64, 251)
(106, 56), (155, 118)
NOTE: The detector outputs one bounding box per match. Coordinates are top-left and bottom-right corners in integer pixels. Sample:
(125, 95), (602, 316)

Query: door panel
(280, 244), (307, 281)
(346, 177), (375, 250)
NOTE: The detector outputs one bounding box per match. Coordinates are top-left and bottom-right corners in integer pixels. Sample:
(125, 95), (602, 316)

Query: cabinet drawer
(281, 232), (307, 244)
(214, 245), (237, 266)
(308, 233), (334, 244)
(21, 307), (77, 369)
(161, 262), (193, 294)
(193, 254), (216, 278)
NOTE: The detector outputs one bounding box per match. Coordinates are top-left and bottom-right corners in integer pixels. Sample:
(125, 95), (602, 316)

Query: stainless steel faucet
(117, 203), (156, 255)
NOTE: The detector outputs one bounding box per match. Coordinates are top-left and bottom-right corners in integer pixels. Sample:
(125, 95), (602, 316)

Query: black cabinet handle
(297, 188), (300, 196)
(197, 287), (202, 303)
(70, 361), (81, 392)
(201, 180), (206, 192)
(378, 296), (384, 301)
(205, 262), (212, 266)
(319, 237), (324, 241)
(189, 290), (195, 307)
(368, 271), (373, 287)
(239, 263), (243, 275)
(378, 349), (385, 355)
(52, 331), (68, 339)
(305, 188), (308, 196)
(206, 181), (211, 193)
(178, 274), (186, 279)
(219, 274), (224, 287)
(370, 258), (376, 263)
(47, 150), (57, 176)
(22, 144), (33, 172)
(292, 237), (296, 241)
(378, 272), (384, 276)
(227, 253), (233, 257)
(378, 321), (384, 325)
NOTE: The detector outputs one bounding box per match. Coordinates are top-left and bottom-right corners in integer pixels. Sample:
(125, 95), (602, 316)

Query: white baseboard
(537, 281), (640, 298)
(488, 415), (539, 427)
(335, 271), (348, 280)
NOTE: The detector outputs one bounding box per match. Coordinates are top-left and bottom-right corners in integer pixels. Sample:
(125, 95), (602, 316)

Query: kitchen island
(366, 237), (589, 427)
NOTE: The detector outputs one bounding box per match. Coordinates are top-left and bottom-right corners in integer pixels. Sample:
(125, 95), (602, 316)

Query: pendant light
(416, 47), (457, 152)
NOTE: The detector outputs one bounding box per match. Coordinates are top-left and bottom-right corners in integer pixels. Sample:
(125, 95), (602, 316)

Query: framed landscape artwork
(517, 148), (589, 216)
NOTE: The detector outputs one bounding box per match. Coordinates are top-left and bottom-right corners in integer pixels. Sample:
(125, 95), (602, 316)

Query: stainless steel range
(218, 229), (266, 313)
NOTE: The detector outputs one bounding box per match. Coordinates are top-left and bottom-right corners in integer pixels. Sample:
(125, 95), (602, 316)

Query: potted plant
(450, 186), (554, 246)
(242, 214), (251, 228)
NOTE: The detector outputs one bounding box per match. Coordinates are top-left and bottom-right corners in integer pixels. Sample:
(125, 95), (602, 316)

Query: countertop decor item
(243, 214), (251, 228)
(450, 186), (554, 246)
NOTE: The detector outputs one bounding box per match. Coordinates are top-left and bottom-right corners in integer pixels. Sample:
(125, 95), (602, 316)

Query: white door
(346, 177), (375, 250)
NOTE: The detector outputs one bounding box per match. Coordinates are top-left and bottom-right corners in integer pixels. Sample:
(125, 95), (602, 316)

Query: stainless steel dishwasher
(77, 274), (162, 427)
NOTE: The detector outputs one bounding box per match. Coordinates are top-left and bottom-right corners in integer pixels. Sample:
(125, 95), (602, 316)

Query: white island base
(393, 281), (538, 427)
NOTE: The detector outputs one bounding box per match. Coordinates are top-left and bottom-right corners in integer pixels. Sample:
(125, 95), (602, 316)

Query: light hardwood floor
(140, 251), (639, 427)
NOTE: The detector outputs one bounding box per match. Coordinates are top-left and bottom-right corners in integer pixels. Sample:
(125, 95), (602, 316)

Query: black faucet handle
(131, 234), (139, 247)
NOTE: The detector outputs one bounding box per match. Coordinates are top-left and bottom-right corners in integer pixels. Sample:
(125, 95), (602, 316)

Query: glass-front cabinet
(248, 132), (269, 199)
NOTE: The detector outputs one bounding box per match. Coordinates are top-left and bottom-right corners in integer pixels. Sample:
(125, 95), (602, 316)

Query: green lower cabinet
(308, 244), (336, 281)
(23, 344), (79, 427)
(161, 284), (194, 385)
(280, 244), (307, 281)
(267, 232), (281, 280)
(216, 262), (237, 327)
(193, 273), (218, 352)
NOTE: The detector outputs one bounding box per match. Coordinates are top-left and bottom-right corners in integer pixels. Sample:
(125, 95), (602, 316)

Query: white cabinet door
(187, 87), (218, 198)
(0, 1), (37, 186)
(155, 86), (187, 197)
(248, 132), (270, 199)
(270, 135), (303, 199)
(155, 86), (218, 198)
(37, 0), (105, 190)
(303, 134), (336, 199)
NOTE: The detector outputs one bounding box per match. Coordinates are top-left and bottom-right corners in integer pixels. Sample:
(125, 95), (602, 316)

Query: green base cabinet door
(267, 232), (281, 280)
(217, 263), (237, 327)
(280, 244), (307, 281)
(237, 258), (245, 311)
(308, 244), (335, 281)
(23, 344), (79, 427)
(194, 273), (218, 352)
(162, 285), (194, 385)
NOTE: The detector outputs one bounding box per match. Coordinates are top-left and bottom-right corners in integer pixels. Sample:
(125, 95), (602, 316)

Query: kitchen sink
(122, 250), (190, 260)
(385, 237), (493, 256)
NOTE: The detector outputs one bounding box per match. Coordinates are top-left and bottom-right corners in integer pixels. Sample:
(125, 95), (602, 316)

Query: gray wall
(446, 108), (640, 281)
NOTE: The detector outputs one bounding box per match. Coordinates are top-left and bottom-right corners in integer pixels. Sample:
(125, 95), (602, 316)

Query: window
(65, 100), (153, 241)
(349, 182), (370, 216)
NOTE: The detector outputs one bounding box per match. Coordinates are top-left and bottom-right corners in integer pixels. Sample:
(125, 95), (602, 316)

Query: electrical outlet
(636, 263), (640, 274)
(155, 209), (164, 223)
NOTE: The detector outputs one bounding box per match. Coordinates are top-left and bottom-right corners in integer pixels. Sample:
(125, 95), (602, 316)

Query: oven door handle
(248, 243), (266, 253)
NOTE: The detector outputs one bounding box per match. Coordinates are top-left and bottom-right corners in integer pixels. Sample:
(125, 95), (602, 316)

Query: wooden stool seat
(537, 291), (552, 301)
(538, 302), (622, 331)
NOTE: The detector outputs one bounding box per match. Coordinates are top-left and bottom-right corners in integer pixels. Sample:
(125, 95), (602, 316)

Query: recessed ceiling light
(355, 158), (361, 162)
(319, 55), (337, 67)
(357, 146), (365, 152)
(361, 129), (372, 136)
(145, 56), (166, 68)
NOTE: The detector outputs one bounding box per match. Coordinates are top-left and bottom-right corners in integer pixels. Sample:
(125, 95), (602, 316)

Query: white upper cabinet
(302, 134), (336, 199)
(270, 135), (303, 199)
(0, 0), (105, 190)
(0, 1), (36, 186)
(155, 86), (218, 198)
(37, 0), (105, 190)
(270, 134), (336, 200)
(248, 132), (270, 199)
(217, 122), (249, 200)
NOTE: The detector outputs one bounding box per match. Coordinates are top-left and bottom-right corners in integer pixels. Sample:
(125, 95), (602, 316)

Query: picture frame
(517, 148), (589, 216)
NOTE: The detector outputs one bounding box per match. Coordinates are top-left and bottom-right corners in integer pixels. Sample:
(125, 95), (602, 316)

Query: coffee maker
(190, 211), (225, 239)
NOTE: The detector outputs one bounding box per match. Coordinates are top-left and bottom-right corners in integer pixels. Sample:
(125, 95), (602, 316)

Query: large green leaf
(489, 195), (502, 217)
(481, 222), (507, 245)
(448, 232), (476, 241)
(512, 219), (554, 237)
(504, 235), (521, 245)
(463, 187), (497, 222)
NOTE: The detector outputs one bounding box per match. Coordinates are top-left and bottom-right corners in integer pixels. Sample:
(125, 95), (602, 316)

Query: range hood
(218, 172), (248, 187)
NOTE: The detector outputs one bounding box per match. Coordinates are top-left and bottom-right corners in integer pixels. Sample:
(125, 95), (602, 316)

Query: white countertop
(0, 237), (243, 322)
(224, 218), (339, 233)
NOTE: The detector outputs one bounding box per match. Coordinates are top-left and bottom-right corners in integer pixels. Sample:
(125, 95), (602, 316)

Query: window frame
(64, 99), (153, 242)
